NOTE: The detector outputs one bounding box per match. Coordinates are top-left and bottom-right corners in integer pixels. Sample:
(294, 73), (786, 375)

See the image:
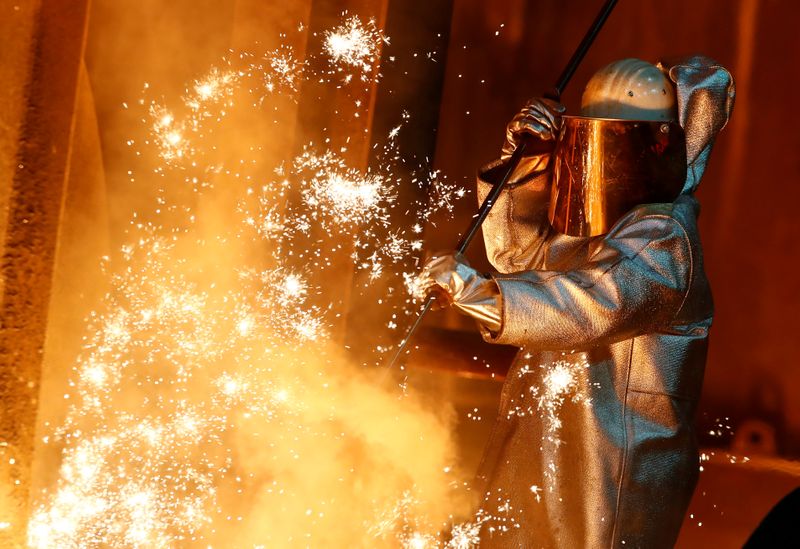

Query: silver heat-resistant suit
(471, 57), (734, 548)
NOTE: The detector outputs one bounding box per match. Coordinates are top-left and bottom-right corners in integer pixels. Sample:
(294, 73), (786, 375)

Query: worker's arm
(477, 98), (564, 273)
(481, 211), (693, 350)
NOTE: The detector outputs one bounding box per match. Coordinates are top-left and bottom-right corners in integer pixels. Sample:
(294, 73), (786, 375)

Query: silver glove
(415, 253), (502, 333)
(501, 97), (566, 161)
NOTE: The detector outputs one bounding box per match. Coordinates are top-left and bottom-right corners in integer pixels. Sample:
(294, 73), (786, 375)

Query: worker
(417, 56), (734, 547)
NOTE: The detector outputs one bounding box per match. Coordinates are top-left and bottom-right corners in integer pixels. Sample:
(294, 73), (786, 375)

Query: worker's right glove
(501, 97), (566, 161)
(414, 252), (502, 333)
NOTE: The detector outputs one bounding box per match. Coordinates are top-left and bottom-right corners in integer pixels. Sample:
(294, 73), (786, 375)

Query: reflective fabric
(502, 98), (566, 161)
(668, 56), (735, 194)
(415, 253), (502, 333)
(471, 57), (733, 548)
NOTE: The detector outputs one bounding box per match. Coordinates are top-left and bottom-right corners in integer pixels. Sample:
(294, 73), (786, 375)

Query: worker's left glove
(415, 252), (502, 333)
(501, 97), (565, 161)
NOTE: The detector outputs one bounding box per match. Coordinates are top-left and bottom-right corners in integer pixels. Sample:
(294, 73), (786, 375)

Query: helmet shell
(581, 58), (676, 121)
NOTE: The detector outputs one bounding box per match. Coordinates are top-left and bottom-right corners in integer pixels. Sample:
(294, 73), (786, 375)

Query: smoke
(29, 4), (476, 547)
(223, 344), (462, 547)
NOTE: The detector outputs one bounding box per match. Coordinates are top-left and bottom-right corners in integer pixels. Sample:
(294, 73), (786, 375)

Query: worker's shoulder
(603, 197), (700, 254)
(616, 196), (699, 234)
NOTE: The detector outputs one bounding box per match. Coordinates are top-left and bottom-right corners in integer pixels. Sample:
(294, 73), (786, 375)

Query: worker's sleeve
(481, 213), (693, 350)
(476, 154), (553, 273)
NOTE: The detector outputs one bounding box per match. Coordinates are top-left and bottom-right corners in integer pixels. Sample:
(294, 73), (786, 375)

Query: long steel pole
(386, 0), (619, 370)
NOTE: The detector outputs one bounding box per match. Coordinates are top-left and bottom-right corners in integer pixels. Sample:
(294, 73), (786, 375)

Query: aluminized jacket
(474, 57), (734, 548)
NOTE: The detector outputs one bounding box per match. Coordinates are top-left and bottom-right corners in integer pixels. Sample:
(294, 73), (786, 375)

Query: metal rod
(549, 0), (618, 99)
(454, 141), (530, 254)
(385, 297), (434, 370)
(385, 140), (529, 369)
(386, 0), (619, 371)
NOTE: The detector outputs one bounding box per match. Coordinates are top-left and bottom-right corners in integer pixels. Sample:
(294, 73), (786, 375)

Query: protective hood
(667, 55), (736, 194)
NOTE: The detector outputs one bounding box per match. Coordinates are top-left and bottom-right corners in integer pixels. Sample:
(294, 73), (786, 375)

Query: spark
(499, 358), (593, 491)
(150, 104), (189, 162)
(543, 362), (577, 400)
(197, 83), (214, 99)
(191, 67), (237, 105)
(446, 519), (484, 549)
(306, 169), (390, 227)
(264, 46), (305, 94)
(407, 531), (435, 549)
(323, 16), (388, 81)
(166, 131), (182, 145)
(290, 311), (325, 341)
(278, 273), (307, 301)
(404, 271), (428, 302)
(237, 315), (254, 336)
(29, 13), (470, 549)
(215, 373), (247, 399)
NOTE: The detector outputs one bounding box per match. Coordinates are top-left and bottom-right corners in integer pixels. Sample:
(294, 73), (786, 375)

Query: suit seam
(610, 339), (634, 547)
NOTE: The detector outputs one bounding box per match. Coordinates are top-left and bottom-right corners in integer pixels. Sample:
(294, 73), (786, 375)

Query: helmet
(548, 59), (686, 236)
(581, 58), (677, 121)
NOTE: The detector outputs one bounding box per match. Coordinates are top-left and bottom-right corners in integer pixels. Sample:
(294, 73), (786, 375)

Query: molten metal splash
(26, 16), (487, 549)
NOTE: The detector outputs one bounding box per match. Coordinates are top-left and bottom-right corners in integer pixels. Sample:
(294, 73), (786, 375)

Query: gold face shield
(548, 115), (687, 237)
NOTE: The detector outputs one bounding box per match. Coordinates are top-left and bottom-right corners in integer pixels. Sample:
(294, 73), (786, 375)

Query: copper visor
(548, 116), (687, 237)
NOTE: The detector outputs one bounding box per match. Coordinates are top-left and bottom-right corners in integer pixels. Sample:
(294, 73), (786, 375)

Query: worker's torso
(477, 196), (712, 548)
